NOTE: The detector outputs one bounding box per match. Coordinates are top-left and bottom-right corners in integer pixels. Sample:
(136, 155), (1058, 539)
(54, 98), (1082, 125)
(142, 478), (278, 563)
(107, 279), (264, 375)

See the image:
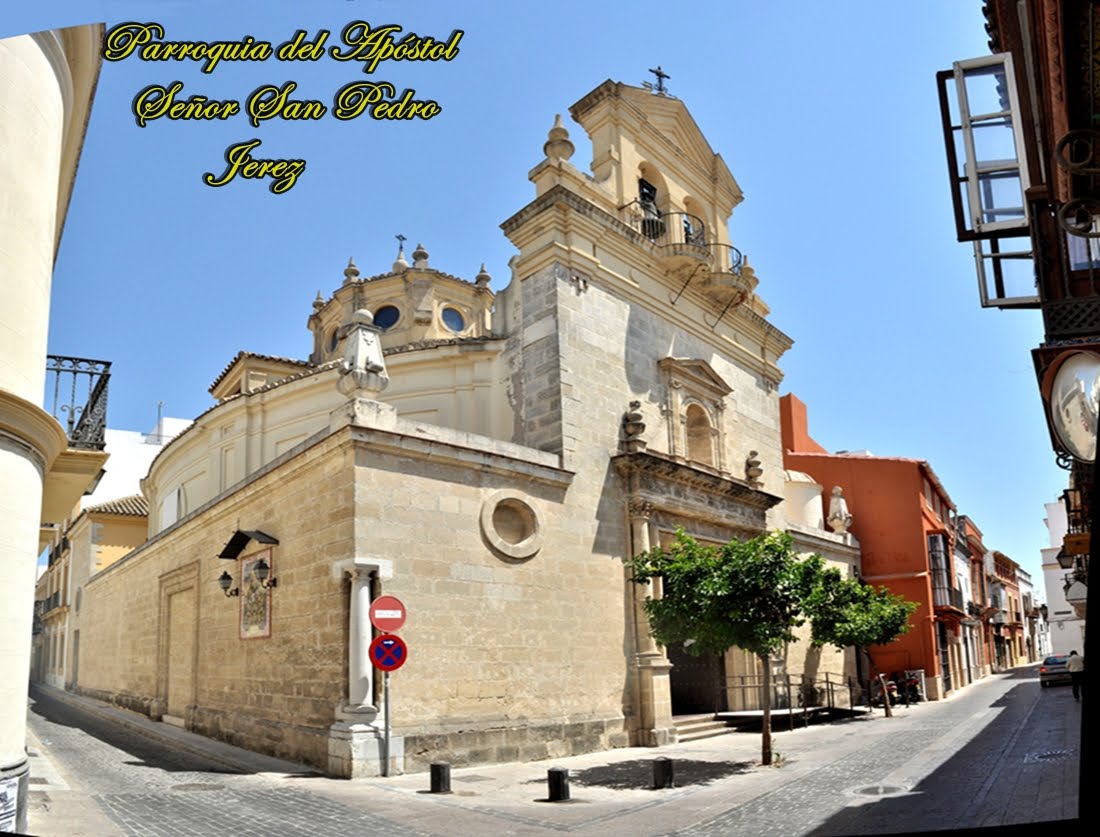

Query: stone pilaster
(627, 499), (676, 746)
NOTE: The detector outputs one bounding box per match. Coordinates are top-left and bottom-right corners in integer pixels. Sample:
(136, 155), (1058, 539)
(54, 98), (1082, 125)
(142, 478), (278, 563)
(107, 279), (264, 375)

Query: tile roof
(208, 351), (315, 393)
(87, 494), (148, 516)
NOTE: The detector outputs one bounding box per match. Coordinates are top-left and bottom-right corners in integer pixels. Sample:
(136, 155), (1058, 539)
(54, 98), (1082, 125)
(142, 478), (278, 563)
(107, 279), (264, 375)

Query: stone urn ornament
(622, 401), (647, 452)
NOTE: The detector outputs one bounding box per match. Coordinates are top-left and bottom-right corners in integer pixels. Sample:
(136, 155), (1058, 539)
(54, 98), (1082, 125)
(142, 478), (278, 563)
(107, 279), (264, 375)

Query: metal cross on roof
(646, 65), (670, 95)
(395, 233), (407, 246)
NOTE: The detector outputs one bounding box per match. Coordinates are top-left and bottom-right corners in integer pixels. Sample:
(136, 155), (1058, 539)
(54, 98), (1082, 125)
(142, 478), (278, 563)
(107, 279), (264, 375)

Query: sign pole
(383, 670), (391, 777)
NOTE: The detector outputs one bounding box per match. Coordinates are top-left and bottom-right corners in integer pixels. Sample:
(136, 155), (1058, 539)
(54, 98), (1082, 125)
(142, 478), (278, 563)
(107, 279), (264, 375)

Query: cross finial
(395, 233), (407, 246)
(647, 65), (670, 95)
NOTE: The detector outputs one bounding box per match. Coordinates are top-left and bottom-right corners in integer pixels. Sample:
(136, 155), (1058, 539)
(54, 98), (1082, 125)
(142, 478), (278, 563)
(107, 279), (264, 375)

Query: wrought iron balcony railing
(933, 585), (965, 611)
(45, 355), (110, 450)
(620, 203), (712, 262)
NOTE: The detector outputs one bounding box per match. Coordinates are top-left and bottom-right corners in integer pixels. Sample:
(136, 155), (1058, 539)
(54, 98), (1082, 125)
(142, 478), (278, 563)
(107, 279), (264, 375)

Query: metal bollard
(547, 767), (570, 801)
(652, 757), (674, 789)
(430, 762), (451, 794)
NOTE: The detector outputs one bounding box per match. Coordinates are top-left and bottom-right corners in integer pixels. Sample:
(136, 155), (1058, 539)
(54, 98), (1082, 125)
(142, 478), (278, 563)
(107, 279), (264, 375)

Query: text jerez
(103, 21), (461, 193)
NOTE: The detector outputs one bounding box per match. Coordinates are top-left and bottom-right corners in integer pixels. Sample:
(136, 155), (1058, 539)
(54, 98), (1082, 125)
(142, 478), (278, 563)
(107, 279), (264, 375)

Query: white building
(1040, 499), (1087, 656)
(0, 23), (103, 833)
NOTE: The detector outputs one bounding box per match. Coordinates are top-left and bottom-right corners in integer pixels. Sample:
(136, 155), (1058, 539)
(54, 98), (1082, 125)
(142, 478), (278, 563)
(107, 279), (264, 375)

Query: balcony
(698, 243), (758, 304)
(621, 203), (712, 270)
(46, 355), (110, 450)
(35, 355), (112, 546)
(933, 585), (965, 612)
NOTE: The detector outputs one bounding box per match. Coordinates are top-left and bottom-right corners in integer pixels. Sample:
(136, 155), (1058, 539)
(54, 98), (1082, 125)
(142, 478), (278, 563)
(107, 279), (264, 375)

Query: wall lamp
(254, 557), (277, 589)
(218, 571), (239, 597)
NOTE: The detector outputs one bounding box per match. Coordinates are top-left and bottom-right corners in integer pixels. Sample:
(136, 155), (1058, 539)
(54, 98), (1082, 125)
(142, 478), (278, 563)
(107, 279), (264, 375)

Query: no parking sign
(369, 633), (408, 671)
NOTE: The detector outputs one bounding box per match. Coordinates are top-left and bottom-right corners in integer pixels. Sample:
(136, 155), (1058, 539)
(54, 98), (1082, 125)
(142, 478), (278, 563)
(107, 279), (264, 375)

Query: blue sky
(5, 1), (1063, 588)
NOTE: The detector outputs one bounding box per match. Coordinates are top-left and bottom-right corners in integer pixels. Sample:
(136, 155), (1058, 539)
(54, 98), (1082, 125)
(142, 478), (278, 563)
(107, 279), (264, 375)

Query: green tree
(627, 530), (824, 766)
(803, 568), (918, 716)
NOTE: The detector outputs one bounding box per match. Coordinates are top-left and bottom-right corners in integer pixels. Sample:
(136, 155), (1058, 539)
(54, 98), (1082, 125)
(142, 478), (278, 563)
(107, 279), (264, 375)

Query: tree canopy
(627, 529), (825, 765)
(626, 529), (921, 752)
(628, 530), (824, 659)
(804, 567), (918, 655)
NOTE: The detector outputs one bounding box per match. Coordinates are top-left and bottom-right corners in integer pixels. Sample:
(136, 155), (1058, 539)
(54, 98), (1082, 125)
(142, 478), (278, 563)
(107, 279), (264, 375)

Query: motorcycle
(870, 676), (898, 707)
(899, 672), (924, 704)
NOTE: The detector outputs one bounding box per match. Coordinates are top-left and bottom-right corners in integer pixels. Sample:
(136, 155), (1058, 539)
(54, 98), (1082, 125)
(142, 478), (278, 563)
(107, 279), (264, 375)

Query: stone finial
(343, 257), (360, 285)
(337, 309), (389, 396)
(412, 242), (429, 268)
(622, 401), (647, 452)
(543, 114), (575, 162)
(312, 291), (324, 311)
(745, 451), (763, 483)
(392, 244), (409, 274)
(827, 486), (853, 534)
(475, 263), (492, 288)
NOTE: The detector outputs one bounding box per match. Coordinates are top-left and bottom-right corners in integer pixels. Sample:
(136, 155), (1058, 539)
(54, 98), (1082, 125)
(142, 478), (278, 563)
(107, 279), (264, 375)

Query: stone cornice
(348, 425), (573, 488)
(612, 449), (782, 511)
(501, 183), (644, 245)
(0, 389), (68, 470)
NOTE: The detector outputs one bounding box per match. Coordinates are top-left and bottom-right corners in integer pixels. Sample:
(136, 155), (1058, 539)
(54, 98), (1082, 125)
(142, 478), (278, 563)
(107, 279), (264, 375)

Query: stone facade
(70, 80), (825, 777)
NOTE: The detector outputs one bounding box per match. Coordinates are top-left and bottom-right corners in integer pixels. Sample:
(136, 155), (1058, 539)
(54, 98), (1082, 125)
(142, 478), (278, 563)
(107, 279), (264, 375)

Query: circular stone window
(480, 490), (542, 560)
(374, 305), (400, 330)
(441, 307), (466, 332)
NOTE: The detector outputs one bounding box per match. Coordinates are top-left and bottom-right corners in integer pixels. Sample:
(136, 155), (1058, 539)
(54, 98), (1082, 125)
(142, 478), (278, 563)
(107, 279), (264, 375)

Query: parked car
(1039, 654), (1072, 687)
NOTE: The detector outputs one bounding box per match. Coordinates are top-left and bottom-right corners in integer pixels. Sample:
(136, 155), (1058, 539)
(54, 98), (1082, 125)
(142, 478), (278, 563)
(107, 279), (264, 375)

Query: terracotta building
(781, 394), (971, 700)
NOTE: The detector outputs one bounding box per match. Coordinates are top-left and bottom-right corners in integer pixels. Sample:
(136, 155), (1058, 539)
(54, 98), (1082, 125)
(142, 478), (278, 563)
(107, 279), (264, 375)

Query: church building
(72, 79), (838, 777)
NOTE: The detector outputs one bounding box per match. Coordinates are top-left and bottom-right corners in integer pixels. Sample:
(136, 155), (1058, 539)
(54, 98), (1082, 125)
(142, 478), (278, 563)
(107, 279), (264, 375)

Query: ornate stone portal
(616, 448), (783, 745)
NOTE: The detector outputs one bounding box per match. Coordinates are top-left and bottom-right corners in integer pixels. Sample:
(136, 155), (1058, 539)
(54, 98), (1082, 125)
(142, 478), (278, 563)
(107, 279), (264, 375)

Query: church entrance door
(667, 641), (726, 714)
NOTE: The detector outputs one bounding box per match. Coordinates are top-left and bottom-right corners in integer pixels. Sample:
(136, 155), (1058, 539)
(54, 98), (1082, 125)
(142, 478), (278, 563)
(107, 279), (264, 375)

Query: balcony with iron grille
(33, 355), (112, 546)
(620, 202), (713, 270)
(933, 584), (965, 613)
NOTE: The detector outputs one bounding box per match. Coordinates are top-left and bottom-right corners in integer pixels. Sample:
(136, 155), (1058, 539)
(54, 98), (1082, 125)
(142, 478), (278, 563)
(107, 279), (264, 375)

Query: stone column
(627, 500), (676, 746)
(346, 567), (373, 710)
(328, 556), (403, 778)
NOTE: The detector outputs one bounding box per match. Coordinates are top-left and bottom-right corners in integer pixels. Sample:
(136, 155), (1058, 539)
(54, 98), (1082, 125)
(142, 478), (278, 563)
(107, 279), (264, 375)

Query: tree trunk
(760, 653), (772, 765)
(864, 648), (892, 718)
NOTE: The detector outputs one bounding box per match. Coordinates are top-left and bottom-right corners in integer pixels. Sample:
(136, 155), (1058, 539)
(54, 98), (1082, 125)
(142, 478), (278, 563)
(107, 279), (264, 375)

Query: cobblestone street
(26, 667), (1079, 836)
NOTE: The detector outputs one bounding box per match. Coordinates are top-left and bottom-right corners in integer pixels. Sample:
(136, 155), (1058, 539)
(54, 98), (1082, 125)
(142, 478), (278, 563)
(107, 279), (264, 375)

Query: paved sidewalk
(26, 668), (1081, 836)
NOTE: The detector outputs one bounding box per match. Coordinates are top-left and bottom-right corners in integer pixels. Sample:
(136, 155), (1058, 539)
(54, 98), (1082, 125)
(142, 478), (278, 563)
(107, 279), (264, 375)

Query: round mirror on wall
(1050, 352), (1100, 461)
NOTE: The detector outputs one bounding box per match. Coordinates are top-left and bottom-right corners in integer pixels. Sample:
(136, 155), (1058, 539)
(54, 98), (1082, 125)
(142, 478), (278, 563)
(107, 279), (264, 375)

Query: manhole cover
(856, 785), (905, 796)
(1024, 749), (1075, 764)
(171, 783), (224, 792)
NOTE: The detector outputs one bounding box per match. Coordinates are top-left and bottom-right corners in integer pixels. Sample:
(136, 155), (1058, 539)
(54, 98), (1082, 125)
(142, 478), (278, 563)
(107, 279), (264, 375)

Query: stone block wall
(78, 432), (353, 771)
(348, 433), (632, 765)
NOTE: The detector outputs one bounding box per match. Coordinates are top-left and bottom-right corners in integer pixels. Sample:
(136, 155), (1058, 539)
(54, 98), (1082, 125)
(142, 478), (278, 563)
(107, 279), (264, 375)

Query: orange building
(989, 551), (1027, 670)
(957, 515), (994, 679)
(781, 394), (970, 700)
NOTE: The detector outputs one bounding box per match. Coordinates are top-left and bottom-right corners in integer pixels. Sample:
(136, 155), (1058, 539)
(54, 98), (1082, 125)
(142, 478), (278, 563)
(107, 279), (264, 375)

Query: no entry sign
(369, 634), (408, 671)
(369, 595), (406, 632)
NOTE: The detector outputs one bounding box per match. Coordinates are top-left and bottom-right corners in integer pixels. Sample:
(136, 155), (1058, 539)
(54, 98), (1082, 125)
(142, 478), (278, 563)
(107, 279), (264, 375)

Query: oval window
(374, 305), (400, 330)
(441, 307), (466, 332)
(328, 328), (339, 351)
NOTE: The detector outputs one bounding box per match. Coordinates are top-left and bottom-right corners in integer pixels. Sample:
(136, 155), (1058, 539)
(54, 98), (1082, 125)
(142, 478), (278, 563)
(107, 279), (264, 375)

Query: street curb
(29, 683), (316, 777)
